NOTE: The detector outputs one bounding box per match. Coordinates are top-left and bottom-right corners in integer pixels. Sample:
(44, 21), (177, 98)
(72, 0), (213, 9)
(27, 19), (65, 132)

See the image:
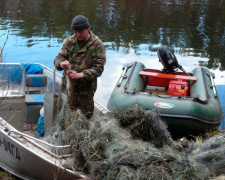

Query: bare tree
(0, 29), (10, 63)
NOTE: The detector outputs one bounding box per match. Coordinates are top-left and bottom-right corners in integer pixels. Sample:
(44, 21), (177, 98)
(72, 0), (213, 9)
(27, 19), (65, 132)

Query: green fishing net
(56, 104), (225, 179)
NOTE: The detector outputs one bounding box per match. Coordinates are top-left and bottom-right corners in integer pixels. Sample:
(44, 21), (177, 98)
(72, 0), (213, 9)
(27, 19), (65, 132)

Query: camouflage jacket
(54, 31), (106, 96)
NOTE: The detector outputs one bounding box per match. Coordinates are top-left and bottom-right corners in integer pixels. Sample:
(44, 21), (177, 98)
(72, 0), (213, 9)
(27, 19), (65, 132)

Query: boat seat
(25, 74), (47, 105)
(25, 74), (47, 93)
(139, 71), (197, 81)
(25, 94), (45, 105)
(25, 74), (47, 123)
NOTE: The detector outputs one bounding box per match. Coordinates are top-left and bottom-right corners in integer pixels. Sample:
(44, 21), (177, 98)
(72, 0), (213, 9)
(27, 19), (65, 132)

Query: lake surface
(0, 0), (225, 129)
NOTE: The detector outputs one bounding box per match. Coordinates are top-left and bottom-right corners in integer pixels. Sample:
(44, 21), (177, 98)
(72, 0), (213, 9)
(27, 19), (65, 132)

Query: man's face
(74, 28), (90, 41)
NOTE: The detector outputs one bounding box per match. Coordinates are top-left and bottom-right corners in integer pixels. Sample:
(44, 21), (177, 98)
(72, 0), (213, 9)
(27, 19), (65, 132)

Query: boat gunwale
(109, 89), (223, 124)
(0, 160), (32, 180)
(0, 117), (69, 160)
(0, 114), (87, 180)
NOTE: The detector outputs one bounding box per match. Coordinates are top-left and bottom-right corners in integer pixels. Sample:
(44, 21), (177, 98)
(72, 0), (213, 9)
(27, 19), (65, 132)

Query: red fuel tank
(168, 80), (189, 96)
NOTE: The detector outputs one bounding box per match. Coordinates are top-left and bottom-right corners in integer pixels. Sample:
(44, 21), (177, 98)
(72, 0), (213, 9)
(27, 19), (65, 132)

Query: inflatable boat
(107, 46), (223, 137)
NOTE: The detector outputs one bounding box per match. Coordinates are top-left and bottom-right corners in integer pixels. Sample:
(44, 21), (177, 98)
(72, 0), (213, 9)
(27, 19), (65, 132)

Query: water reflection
(0, 0), (225, 107)
(1, 0), (225, 69)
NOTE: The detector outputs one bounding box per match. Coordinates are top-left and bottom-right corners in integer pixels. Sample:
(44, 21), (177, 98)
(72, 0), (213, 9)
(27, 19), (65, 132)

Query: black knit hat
(71, 15), (90, 30)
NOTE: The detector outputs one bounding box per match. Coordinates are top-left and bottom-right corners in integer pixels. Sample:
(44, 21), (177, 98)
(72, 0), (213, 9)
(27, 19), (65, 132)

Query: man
(54, 15), (106, 119)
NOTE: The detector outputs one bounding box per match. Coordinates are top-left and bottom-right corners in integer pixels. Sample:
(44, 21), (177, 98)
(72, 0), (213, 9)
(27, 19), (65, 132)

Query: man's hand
(67, 70), (84, 79)
(60, 60), (71, 70)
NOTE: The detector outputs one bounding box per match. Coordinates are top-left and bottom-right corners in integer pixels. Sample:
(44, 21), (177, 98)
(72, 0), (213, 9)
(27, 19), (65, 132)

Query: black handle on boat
(204, 70), (217, 98)
(117, 67), (128, 87)
(117, 64), (133, 87)
(209, 75), (217, 98)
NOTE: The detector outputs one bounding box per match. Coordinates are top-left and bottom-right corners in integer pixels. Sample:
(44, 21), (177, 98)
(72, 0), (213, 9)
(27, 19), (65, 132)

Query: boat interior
(0, 63), (106, 140)
(139, 69), (197, 97)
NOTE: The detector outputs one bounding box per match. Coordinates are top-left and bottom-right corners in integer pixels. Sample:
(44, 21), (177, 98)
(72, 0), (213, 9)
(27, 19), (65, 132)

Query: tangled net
(55, 104), (225, 180)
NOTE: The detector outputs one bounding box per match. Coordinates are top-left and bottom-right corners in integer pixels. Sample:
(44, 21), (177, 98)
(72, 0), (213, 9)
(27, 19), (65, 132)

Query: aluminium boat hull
(0, 120), (85, 180)
(0, 62), (107, 179)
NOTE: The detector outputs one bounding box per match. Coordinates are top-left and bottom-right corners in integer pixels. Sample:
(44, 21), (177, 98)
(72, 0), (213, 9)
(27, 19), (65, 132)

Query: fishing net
(113, 105), (174, 147)
(53, 101), (225, 180)
(190, 132), (225, 175)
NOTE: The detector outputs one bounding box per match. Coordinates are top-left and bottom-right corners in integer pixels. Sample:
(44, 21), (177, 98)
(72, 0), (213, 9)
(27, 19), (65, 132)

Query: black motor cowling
(157, 45), (179, 73)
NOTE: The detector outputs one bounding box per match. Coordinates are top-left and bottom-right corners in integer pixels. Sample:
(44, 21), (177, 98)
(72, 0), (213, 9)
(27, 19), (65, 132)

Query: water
(217, 85), (225, 130)
(0, 0), (224, 124)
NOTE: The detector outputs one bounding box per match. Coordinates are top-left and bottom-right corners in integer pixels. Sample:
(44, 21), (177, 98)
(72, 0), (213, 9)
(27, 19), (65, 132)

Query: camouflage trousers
(70, 95), (94, 119)
(57, 93), (94, 119)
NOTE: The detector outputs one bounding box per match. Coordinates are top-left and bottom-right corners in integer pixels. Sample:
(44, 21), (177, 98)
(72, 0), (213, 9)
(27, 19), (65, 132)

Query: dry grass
(0, 168), (16, 180)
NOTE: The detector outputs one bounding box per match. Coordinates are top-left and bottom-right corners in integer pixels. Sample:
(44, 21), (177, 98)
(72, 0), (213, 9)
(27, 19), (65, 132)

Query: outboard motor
(157, 45), (190, 75)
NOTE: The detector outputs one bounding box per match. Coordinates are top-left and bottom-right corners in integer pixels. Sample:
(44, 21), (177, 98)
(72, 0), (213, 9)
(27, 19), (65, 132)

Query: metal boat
(0, 62), (107, 180)
(107, 46), (223, 137)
